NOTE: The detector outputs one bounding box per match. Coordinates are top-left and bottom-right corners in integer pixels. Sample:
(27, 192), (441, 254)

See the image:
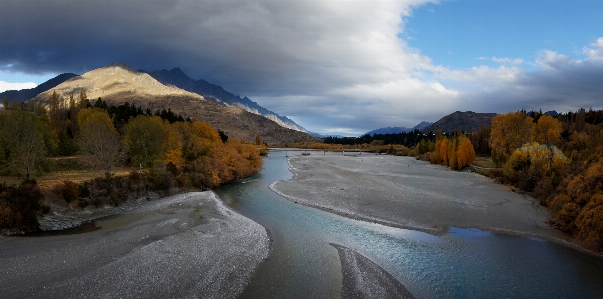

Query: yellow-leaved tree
(456, 135), (476, 170)
(503, 142), (569, 191)
(429, 134), (475, 170)
(490, 112), (534, 166)
(163, 121), (183, 166)
(533, 115), (562, 146)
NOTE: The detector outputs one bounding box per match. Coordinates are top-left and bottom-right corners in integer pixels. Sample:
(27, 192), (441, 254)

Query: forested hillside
(0, 92), (263, 233)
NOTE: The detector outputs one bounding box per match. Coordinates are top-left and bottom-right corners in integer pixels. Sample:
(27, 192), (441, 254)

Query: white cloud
(582, 37), (603, 61)
(491, 57), (523, 65)
(0, 81), (37, 93)
(432, 65), (523, 85)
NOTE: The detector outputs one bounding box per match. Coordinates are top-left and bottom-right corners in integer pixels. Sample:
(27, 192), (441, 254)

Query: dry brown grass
(0, 166), (133, 191)
(471, 156), (497, 168)
(470, 156), (504, 179)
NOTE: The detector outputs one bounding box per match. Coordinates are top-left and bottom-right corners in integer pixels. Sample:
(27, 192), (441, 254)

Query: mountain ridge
(146, 68), (307, 132)
(29, 63), (317, 144)
(421, 111), (496, 133)
(0, 73), (78, 103)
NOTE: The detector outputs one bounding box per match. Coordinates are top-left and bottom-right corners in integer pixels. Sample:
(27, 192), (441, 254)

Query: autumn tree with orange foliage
(170, 120), (262, 189)
(456, 135), (476, 170)
(549, 159), (603, 250)
(163, 123), (183, 166)
(429, 133), (475, 170)
(487, 108), (603, 252)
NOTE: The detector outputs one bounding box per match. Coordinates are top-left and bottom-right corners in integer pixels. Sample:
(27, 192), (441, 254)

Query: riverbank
(271, 152), (572, 245)
(0, 191), (269, 299)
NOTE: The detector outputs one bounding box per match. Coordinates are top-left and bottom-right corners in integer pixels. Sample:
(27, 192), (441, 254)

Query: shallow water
(217, 152), (603, 299)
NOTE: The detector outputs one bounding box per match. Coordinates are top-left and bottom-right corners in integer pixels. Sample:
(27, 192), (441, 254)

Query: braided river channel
(216, 151), (603, 299)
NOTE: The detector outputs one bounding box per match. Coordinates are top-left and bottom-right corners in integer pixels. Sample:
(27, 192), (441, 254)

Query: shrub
(78, 182), (90, 198)
(0, 180), (43, 233)
(61, 180), (79, 203)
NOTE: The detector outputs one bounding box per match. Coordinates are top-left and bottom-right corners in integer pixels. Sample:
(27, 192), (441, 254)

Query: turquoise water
(216, 152), (603, 298)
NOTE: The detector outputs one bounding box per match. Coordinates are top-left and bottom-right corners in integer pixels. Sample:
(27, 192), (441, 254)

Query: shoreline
(271, 153), (603, 259)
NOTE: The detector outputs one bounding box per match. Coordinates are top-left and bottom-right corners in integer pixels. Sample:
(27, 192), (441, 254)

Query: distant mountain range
(2, 66), (307, 135)
(528, 110), (559, 117)
(364, 121), (433, 135)
(145, 68), (307, 132)
(0, 73), (78, 103)
(309, 132), (347, 138)
(28, 63), (317, 144)
(367, 110), (560, 136)
(421, 111), (497, 133)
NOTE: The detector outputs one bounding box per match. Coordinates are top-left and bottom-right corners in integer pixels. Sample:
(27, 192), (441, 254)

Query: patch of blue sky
(402, 0), (603, 70)
(0, 68), (57, 85)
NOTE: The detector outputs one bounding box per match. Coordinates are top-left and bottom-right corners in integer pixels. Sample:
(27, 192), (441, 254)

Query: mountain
(365, 127), (412, 135)
(421, 111), (496, 133)
(309, 132), (347, 138)
(0, 73), (78, 102)
(30, 63), (317, 144)
(413, 121), (433, 130)
(364, 121), (434, 136)
(145, 68), (307, 132)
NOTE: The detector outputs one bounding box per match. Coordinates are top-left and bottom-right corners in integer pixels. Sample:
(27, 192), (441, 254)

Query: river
(216, 151), (603, 299)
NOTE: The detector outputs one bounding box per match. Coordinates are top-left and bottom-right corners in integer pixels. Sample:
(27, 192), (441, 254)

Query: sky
(1, 0), (602, 136)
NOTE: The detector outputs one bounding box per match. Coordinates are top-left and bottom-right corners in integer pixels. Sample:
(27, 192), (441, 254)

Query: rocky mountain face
(421, 111), (496, 133)
(30, 63), (317, 144)
(0, 73), (78, 102)
(146, 68), (307, 132)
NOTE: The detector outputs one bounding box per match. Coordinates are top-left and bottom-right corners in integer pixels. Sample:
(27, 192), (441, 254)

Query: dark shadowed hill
(146, 68), (307, 132)
(0, 73), (78, 102)
(422, 111), (496, 133)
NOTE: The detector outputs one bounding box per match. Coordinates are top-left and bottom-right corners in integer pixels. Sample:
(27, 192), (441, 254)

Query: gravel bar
(272, 153), (568, 243)
(0, 191), (269, 299)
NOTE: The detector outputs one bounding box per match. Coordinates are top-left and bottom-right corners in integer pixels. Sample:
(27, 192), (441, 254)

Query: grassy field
(470, 156), (502, 178)
(471, 156), (497, 168)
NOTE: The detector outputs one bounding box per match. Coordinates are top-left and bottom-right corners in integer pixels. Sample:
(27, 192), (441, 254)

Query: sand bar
(272, 153), (569, 243)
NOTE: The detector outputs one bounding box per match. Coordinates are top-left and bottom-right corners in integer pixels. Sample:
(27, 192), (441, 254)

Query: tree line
(488, 109), (603, 252)
(323, 130), (436, 147)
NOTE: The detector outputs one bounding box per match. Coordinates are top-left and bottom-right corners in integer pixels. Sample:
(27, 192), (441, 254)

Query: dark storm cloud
(1, 0), (603, 135)
(0, 0), (388, 96)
